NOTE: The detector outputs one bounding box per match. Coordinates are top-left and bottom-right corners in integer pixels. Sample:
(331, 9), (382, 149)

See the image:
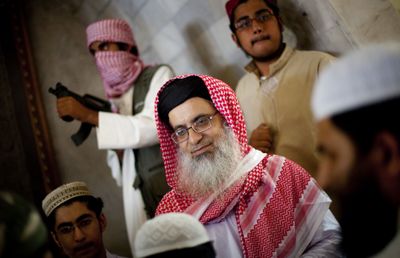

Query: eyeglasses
(234, 10), (274, 31)
(56, 216), (94, 236)
(171, 112), (219, 144)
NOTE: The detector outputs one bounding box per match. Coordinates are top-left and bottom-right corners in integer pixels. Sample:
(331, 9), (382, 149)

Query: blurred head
(42, 182), (107, 258)
(312, 43), (400, 257)
(0, 192), (52, 258)
(226, 0), (284, 62)
(134, 213), (216, 258)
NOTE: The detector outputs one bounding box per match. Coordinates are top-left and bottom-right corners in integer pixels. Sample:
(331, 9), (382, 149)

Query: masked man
(56, 19), (174, 254)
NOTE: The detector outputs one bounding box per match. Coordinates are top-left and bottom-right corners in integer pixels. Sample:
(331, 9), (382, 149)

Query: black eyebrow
(56, 213), (93, 230)
(57, 222), (73, 231)
(76, 214), (93, 223)
(256, 9), (272, 16)
(236, 8), (271, 21)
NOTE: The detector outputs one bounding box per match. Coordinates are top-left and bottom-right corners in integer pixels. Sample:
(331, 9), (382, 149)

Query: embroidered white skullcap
(312, 42), (400, 121)
(42, 181), (91, 217)
(134, 213), (210, 258)
(86, 19), (136, 48)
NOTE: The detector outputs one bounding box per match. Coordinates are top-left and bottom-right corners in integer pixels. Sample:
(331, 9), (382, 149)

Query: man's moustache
(251, 35), (271, 45)
(73, 241), (94, 253)
(191, 142), (212, 153)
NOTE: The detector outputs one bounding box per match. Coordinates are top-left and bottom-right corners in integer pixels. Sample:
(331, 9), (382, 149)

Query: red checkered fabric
(86, 19), (136, 48)
(154, 74), (325, 257)
(86, 19), (145, 99)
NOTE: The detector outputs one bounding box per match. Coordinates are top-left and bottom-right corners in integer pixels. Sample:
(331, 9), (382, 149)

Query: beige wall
(25, 0), (400, 256)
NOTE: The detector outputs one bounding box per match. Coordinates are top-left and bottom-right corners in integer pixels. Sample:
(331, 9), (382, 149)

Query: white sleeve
(300, 210), (344, 257)
(96, 65), (174, 149)
(106, 150), (122, 186)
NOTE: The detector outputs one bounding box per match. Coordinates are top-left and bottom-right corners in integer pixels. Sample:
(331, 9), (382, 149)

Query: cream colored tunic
(236, 46), (334, 176)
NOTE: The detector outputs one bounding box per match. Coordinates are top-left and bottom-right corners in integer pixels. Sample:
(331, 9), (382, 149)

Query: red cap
(225, 0), (277, 20)
(225, 0), (240, 21)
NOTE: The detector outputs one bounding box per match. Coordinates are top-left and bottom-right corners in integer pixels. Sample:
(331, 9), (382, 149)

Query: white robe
(96, 66), (174, 255)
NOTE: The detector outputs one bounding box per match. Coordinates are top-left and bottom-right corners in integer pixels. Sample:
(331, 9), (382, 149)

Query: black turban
(158, 75), (212, 125)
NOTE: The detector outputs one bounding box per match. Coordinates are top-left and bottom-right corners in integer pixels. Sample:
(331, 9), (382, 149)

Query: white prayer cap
(312, 42), (400, 121)
(134, 213), (210, 258)
(42, 181), (91, 217)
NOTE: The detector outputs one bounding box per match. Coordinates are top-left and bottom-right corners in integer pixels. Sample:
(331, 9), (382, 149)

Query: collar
(244, 45), (295, 79)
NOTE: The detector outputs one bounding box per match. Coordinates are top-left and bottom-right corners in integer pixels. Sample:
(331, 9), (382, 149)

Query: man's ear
(51, 231), (62, 248)
(99, 213), (107, 233)
(371, 132), (400, 178)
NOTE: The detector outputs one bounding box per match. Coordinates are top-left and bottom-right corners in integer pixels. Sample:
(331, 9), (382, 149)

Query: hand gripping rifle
(49, 82), (112, 146)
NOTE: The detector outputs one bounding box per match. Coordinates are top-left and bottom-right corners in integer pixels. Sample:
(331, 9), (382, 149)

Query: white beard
(176, 127), (242, 198)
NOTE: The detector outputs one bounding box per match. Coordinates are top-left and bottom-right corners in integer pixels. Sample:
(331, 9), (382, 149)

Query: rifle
(49, 82), (112, 146)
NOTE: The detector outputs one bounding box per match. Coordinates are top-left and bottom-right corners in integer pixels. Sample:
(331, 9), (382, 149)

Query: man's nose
(188, 128), (202, 145)
(252, 18), (263, 33)
(73, 227), (86, 242)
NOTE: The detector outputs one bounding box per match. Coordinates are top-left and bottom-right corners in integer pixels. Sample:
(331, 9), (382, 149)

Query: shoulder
(289, 49), (336, 74)
(292, 49), (336, 63)
(147, 65), (175, 89)
(149, 64), (174, 75)
(152, 64), (175, 79)
(154, 64), (174, 73)
(250, 155), (315, 210)
(139, 64), (174, 77)
(261, 154), (311, 187)
(155, 190), (183, 215)
(236, 72), (258, 93)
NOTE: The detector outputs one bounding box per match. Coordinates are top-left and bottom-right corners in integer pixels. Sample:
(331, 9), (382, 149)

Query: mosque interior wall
(1, 0), (399, 256)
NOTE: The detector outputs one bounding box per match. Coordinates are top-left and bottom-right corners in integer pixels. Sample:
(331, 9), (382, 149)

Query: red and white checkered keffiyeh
(86, 19), (136, 49)
(86, 19), (144, 99)
(154, 74), (330, 257)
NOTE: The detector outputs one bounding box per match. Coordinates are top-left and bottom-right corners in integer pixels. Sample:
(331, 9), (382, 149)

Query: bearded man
(226, 0), (335, 177)
(312, 43), (400, 258)
(154, 74), (343, 257)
